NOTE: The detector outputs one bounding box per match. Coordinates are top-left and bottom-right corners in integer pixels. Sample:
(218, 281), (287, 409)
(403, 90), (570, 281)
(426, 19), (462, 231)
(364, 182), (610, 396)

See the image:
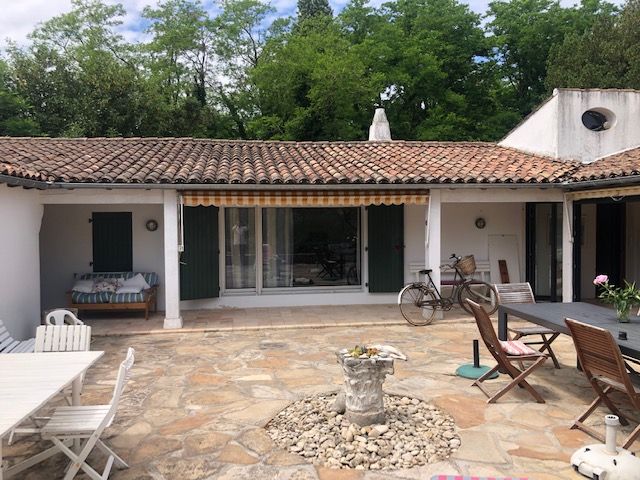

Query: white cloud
(0, 0), (623, 48)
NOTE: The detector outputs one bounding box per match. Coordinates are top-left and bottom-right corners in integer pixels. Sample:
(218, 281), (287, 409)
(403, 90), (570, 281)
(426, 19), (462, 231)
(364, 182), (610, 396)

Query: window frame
(219, 206), (365, 296)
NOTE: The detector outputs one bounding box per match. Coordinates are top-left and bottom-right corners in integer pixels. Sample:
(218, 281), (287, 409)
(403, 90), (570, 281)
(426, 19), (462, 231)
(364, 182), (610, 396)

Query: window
(224, 208), (256, 289)
(262, 208), (360, 288)
(581, 109), (614, 132)
(91, 212), (132, 272)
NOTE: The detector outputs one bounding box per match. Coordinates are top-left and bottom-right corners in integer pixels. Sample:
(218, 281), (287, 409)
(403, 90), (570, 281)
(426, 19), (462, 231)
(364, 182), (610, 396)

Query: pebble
(265, 393), (460, 471)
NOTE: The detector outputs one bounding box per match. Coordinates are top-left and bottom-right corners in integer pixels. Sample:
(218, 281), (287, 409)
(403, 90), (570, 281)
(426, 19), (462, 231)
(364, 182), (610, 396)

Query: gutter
(561, 175), (640, 191)
(4, 179), (566, 191)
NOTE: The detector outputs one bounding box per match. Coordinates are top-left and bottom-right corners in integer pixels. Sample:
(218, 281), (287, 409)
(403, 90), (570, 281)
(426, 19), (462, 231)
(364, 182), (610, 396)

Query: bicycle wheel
(458, 281), (498, 315)
(398, 284), (438, 326)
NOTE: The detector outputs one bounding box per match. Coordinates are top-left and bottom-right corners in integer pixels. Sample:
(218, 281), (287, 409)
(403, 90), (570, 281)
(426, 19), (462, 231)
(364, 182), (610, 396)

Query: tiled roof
(571, 147), (640, 181)
(0, 137), (577, 186)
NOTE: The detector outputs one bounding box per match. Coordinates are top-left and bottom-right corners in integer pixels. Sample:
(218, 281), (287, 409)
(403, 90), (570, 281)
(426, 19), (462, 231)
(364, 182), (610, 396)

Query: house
(1, 88), (639, 336)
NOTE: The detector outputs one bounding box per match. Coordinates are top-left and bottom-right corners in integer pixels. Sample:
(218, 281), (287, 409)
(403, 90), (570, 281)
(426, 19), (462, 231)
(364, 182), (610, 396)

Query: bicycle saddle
(419, 269), (432, 274)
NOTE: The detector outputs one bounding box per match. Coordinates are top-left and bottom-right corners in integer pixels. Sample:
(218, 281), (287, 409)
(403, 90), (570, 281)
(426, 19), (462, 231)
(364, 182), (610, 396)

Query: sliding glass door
(526, 203), (562, 301)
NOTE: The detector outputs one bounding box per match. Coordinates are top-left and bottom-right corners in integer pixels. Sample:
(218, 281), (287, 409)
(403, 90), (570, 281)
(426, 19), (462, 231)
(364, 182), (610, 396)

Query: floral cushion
(92, 278), (120, 293)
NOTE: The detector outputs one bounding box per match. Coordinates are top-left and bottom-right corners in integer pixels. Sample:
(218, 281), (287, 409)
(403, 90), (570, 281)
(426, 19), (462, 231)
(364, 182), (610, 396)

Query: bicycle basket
(456, 255), (476, 275)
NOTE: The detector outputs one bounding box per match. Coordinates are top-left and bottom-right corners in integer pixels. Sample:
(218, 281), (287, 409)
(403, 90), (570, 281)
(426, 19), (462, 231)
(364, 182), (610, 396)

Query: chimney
(368, 108), (391, 141)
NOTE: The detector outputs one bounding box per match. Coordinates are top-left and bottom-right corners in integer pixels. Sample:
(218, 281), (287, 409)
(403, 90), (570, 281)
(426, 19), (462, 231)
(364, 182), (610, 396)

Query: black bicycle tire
(458, 281), (498, 315)
(399, 285), (437, 326)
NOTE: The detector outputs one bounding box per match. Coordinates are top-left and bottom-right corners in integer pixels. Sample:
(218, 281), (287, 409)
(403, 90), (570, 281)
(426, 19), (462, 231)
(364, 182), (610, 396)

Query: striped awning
(567, 185), (640, 201)
(182, 189), (429, 207)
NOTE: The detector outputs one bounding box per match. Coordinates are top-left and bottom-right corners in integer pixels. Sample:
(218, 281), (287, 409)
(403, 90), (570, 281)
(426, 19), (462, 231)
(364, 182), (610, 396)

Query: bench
(408, 260), (491, 286)
(0, 319), (35, 353)
(67, 272), (159, 320)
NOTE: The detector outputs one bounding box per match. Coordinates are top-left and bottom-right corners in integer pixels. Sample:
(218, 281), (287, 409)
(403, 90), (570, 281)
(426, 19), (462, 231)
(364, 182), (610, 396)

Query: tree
(8, 0), (146, 137)
(0, 60), (40, 136)
(297, 0), (333, 22)
(250, 18), (379, 140)
(546, 0), (640, 89)
(487, 0), (617, 115)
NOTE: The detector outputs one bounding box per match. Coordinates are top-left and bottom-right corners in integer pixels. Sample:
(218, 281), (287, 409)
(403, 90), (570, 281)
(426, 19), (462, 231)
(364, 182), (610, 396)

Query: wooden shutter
(180, 206), (219, 300)
(367, 205), (404, 292)
(92, 212), (133, 272)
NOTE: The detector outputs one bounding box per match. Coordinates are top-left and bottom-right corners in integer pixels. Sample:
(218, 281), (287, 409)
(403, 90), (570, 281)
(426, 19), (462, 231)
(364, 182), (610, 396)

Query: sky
(0, 0), (616, 47)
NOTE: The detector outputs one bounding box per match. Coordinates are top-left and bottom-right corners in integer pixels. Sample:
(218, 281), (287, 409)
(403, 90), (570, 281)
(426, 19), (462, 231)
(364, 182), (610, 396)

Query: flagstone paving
(7, 313), (639, 479)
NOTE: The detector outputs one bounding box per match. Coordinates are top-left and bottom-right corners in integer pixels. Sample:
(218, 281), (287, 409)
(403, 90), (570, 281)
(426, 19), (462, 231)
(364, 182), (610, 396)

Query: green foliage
(297, 0), (334, 22)
(0, 0), (630, 140)
(547, 0), (640, 89)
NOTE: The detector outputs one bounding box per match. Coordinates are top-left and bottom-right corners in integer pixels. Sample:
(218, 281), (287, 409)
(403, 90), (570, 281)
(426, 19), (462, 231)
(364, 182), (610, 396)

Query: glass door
(526, 203), (562, 301)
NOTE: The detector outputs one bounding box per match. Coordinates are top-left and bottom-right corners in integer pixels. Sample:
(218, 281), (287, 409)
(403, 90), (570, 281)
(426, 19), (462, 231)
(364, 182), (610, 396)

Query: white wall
(499, 94), (559, 158)
(40, 204), (165, 310)
(0, 185), (43, 339)
(500, 89), (640, 163)
(404, 204), (427, 283)
(441, 202), (526, 283)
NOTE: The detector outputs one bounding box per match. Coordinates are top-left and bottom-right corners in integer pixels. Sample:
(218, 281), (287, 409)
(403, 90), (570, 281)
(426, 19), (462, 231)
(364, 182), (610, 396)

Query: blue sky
(0, 0), (618, 46)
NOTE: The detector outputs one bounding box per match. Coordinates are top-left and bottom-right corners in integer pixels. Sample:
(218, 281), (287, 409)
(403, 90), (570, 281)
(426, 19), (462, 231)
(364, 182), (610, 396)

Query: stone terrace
(7, 312), (639, 480)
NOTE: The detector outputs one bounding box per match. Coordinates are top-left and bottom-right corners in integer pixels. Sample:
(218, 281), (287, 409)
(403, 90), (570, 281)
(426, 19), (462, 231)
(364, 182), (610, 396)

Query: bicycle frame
(417, 262), (469, 310)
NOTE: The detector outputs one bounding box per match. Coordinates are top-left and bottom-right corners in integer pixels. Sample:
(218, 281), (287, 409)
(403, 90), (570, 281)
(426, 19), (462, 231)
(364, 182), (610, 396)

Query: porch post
(163, 190), (183, 328)
(562, 196), (573, 302)
(426, 191), (442, 318)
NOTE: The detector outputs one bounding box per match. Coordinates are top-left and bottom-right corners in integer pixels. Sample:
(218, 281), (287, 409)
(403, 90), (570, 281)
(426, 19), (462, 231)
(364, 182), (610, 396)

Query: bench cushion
(79, 272), (159, 287)
(110, 292), (146, 304)
(71, 291), (111, 304)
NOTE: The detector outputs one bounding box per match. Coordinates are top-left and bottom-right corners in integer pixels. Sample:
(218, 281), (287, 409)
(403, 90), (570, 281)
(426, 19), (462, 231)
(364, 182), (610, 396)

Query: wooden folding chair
(40, 347), (135, 480)
(467, 299), (548, 403)
(494, 282), (561, 369)
(565, 318), (640, 448)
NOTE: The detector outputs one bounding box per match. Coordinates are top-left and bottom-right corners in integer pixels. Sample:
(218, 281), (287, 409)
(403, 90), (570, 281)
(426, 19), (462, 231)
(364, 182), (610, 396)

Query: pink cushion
(499, 340), (537, 356)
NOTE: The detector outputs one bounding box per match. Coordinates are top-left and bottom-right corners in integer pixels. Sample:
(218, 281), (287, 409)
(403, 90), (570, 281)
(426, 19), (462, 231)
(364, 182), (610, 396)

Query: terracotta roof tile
(0, 137), (580, 186)
(572, 147), (640, 181)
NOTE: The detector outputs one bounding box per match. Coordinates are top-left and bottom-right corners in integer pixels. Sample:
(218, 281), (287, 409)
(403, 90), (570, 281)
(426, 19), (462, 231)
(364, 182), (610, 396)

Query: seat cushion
(499, 340), (538, 356)
(71, 291), (111, 304)
(110, 292), (146, 304)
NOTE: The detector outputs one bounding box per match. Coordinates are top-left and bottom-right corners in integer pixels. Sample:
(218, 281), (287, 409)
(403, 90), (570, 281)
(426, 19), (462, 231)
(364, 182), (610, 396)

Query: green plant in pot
(593, 274), (640, 323)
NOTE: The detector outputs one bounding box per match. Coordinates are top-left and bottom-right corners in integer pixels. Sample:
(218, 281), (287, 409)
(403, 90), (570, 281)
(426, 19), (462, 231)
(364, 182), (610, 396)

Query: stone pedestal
(336, 353), (394, 426)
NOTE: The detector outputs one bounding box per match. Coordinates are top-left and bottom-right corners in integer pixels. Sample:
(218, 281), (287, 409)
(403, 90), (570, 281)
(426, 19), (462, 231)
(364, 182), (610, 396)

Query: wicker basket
(456, 255), (476, 275)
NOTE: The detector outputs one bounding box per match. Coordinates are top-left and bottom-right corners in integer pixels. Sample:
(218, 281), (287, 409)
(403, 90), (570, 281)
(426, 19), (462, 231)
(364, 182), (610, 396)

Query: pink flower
(593, 274), (609, 285)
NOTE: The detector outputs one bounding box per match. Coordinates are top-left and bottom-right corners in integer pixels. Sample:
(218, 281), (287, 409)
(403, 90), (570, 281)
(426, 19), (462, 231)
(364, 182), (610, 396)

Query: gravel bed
(265, 393), (460, 470)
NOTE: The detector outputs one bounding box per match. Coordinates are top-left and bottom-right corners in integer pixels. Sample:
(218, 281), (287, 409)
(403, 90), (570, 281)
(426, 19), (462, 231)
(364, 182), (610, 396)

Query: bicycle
(397, 254), (498, 326)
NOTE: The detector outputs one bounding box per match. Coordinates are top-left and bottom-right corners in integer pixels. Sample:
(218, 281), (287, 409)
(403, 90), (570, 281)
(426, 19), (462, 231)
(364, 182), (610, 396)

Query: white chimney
(369, 108), (392, 141)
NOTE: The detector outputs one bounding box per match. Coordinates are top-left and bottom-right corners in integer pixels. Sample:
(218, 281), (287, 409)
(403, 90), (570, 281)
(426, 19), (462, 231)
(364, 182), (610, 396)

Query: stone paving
(7, 307), (640, 480)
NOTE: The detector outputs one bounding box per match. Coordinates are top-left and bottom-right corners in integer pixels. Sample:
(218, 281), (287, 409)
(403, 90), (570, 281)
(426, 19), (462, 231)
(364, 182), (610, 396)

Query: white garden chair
(45, 309), (84, 326)
(39, 347), (135, 480)
(8, 324), (93, 445)
(0, 318), (35, 353)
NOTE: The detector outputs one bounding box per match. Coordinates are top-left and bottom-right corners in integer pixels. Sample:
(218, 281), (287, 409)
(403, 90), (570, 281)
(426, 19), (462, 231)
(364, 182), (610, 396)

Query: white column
(426, 191), (442, 318)
(163, 190), (183, 328)
(562, 196), (574, 302)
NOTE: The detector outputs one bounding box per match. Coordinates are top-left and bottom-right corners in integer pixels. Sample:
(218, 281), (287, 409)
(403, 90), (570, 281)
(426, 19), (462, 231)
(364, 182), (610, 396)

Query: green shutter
(92, 212), (133, 272)
(367, 205), (404, 292)
(180, 206), (219, 300)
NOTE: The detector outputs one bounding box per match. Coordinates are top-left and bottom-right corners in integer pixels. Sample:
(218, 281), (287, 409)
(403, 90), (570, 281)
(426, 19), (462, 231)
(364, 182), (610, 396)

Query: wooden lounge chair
(565, 318), (640, 448)
(467, 299), (548, 403)
(494, 282), (561, 369)
(0, 319), (35, 353)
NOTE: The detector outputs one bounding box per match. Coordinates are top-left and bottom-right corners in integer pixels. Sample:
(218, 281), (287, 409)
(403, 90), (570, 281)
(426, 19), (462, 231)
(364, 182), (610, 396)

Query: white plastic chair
(0, 319), (35, 353)
(40, 348), (135, 480)
(45, 309), (84, 326)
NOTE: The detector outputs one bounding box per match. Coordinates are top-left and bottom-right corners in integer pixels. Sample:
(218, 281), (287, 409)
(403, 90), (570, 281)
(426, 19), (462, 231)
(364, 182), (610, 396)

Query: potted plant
(593, 274), (640, 323)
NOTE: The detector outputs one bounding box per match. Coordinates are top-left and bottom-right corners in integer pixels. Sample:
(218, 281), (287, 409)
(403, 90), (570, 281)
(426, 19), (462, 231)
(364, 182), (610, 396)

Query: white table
(0, 351), (104, 479)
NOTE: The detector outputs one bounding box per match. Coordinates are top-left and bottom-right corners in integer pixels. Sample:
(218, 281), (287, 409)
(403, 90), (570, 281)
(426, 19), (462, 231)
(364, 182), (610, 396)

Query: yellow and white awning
(567, 185), (640, 201)
(182, 189), (429, 207)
